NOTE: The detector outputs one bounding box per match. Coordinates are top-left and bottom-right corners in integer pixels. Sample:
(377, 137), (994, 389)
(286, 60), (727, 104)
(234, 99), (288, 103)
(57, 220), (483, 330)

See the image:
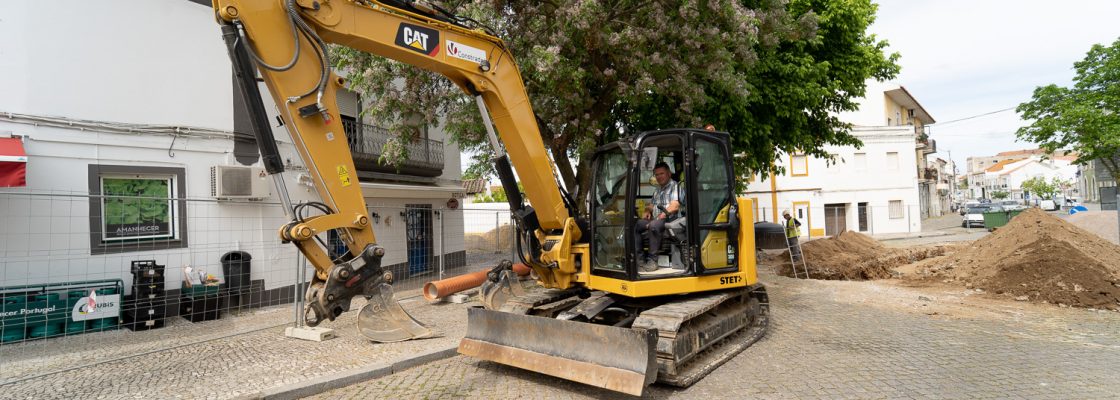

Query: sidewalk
(0, 286), (473, 399)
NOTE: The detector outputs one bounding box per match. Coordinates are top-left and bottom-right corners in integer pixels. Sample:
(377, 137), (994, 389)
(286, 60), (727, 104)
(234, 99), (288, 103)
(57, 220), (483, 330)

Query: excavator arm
(212, 0), (584, 341)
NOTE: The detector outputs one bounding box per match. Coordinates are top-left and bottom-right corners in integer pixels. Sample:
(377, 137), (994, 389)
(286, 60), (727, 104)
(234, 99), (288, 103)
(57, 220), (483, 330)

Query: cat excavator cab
(211, 0), (768, 396)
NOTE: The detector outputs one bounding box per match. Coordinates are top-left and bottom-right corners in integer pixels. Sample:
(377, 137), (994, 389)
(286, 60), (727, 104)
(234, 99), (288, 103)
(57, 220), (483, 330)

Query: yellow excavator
(212, 0), (768, 396)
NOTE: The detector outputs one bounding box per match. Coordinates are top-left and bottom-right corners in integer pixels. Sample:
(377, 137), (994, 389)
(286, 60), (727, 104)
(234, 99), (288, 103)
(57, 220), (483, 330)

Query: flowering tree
(334, 0), (898, 201)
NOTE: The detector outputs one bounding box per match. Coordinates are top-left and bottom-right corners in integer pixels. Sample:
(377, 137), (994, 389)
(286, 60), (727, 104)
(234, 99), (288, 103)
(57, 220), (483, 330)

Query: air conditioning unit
(211, 166), (270, 199)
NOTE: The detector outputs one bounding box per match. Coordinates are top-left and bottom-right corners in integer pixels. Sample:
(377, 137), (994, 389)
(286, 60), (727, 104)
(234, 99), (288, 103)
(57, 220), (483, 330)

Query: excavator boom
(213, 1), (768, 395)
(212, 3), (586, 340)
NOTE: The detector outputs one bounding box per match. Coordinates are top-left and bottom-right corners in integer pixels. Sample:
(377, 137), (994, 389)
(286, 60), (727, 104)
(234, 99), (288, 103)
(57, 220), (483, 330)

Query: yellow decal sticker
(336, 165), (352, 187)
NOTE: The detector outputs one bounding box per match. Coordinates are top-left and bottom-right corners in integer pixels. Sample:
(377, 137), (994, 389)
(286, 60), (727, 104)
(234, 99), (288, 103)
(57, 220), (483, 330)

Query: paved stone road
(0, 292), (472, 400)
(313, 272), (1120, 399)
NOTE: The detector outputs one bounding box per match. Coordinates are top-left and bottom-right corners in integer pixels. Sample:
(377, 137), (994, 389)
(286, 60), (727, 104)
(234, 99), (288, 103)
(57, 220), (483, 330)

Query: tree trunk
(574, 154), (593, 215)
(550, 141), (577, 192)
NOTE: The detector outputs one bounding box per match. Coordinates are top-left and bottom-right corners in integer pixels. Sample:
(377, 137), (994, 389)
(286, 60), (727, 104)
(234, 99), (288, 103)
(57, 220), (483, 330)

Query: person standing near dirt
(783, 210), (803, 261)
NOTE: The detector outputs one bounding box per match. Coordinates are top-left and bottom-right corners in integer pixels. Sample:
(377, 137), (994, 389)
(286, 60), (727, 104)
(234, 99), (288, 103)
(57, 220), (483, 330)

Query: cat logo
(395, 23), (440, 56)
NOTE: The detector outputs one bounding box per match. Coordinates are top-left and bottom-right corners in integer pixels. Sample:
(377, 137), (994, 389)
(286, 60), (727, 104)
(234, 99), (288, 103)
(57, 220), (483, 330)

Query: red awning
(0, 137), (27, 187)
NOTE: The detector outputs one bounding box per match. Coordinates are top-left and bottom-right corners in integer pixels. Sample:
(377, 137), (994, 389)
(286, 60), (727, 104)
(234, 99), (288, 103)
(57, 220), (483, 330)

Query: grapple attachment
(302, 244), (432, 343)
(478, 267), (527, 310)
(356, 283), (433, 342)
(459, 307), (659, 396)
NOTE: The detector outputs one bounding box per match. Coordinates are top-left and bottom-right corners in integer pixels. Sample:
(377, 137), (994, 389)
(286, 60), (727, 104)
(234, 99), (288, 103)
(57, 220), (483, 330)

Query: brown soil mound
(920, 208), (1120, 309)
(777, 231), (947, 280)
(465, 224), (516, 253)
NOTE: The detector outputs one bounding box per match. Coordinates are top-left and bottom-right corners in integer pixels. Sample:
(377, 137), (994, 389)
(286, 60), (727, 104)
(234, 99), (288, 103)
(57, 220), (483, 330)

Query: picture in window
(101, 176), (175, 241)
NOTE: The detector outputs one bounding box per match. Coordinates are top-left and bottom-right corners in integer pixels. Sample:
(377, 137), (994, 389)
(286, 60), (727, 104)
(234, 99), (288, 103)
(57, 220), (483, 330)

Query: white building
(0, 1), (466, 297)
(978, 156), (1078, 201)
(928, 157), (953, 216)
(744, 81), (934, 236)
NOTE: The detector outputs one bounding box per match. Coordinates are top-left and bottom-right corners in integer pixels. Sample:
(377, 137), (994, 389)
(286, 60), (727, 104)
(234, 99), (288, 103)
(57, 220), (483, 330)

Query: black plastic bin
(220, 251), (252, 295)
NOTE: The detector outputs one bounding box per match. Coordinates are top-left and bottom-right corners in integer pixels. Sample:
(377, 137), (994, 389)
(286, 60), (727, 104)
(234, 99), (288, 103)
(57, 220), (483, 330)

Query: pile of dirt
(777, 231), (948, 280)
(918, 208), (1120, 309)
(464, 224), (515, 253)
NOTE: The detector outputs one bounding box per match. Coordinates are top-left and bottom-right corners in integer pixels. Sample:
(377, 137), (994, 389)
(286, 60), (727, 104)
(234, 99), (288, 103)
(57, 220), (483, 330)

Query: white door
(793, 202), (809, 237)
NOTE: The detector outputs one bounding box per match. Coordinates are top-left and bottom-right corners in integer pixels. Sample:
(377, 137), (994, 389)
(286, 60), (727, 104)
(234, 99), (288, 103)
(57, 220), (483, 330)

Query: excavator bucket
(478, 268), (526, 310)
(357, 283), (434, 342)
(459, 308), (659, 396)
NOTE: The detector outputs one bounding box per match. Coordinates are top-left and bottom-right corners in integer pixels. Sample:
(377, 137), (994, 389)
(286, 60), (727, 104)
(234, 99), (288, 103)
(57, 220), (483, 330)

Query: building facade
(744, 81), (935, 236)
(0, 2), (466, 293)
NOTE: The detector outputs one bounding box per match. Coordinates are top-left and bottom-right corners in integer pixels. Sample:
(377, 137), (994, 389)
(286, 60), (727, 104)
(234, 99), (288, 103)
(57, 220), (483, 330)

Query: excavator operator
(634, 162), (681, 272)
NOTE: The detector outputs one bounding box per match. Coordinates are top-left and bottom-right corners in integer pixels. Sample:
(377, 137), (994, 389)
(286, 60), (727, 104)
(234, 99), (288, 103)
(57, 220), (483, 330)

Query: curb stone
(233, 346), (460, 400)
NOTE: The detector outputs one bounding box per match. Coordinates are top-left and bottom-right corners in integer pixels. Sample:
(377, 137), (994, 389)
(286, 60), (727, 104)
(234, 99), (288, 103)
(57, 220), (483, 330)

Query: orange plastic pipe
(423, 263), (531, 301)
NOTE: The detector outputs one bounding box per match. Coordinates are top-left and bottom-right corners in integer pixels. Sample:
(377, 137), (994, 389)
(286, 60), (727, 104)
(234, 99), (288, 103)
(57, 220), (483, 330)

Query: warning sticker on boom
(337, 165), (352, 187)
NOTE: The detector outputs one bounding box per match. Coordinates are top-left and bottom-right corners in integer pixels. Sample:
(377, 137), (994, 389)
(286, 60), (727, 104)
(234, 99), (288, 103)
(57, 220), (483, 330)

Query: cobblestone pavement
(313, 271), (1120, 399)
(0, 287), (473, 400)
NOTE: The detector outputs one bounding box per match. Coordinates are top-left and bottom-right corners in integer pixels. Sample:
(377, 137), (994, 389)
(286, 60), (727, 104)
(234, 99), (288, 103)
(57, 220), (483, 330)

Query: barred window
(889, 200), (904, 219)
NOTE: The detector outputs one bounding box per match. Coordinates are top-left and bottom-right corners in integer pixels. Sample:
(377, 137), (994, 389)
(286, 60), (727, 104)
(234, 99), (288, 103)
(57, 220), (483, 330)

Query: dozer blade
(357, 283), (434, 342)
(459, 307), (659, 396)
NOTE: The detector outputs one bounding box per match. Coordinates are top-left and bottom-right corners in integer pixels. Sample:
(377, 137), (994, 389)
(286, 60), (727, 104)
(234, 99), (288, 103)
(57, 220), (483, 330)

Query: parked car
(962, 205), (999, 228)
(959, 201), (980, 216)
(1039, 199), (1059, 211)
(999, 200), (1025, 211)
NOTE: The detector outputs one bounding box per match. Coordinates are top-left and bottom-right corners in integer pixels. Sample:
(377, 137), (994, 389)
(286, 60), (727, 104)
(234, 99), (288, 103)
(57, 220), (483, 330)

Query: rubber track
(632, 285), (770, 387)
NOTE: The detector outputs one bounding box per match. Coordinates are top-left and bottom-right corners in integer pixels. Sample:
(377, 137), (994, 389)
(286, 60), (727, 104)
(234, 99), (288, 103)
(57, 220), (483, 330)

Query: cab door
(687, 131), (738, 275)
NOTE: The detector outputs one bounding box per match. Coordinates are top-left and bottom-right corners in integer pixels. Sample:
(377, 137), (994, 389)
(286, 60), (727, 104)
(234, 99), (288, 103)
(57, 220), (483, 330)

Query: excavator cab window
(590, 146), (630, 273)
(590, 132), (692, 280)
(689, 132), (739, 274)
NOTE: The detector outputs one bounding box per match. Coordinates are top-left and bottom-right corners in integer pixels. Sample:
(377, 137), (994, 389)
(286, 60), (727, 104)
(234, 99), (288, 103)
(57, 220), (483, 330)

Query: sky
(462, 1), (1120, 177)
(870, 0), (1120, 173)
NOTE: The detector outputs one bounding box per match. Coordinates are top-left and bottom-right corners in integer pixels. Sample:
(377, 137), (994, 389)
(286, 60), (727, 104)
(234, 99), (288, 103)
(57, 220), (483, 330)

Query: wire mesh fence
(0, 190), (517, 355)
(751, 203), (954, 239)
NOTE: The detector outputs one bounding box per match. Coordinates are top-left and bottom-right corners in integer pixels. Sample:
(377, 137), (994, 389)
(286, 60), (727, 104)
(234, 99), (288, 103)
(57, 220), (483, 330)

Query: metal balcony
(342, 120), (444, 178)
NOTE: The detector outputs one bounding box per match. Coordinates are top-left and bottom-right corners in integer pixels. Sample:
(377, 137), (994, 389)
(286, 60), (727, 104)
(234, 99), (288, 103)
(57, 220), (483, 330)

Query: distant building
(1085, 156), (1119, 209)
(965, 149), (1078, 200)
(745, 81), (935, 236)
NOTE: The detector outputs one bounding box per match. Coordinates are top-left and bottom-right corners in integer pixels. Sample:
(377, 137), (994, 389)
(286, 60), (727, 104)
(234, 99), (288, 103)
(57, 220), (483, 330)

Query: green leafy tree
(334, 0), (897, 201)
(1021, 176), (1057, 200)
(627, 0), (899, 187)
(1017, 38), (1120, 184)
(990, 190), (1009, 200)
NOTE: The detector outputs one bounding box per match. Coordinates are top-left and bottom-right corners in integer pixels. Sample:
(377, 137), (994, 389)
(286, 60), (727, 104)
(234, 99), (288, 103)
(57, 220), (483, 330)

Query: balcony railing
(342, 120), (444, 177)
(921, 167), (938, 181)
(917, 137), (937, 154)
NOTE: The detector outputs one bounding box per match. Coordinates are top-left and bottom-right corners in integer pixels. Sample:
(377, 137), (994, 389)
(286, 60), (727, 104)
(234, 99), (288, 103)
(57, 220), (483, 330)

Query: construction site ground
(312, 269), (1119, 399)
(3, 210), (1119, 399)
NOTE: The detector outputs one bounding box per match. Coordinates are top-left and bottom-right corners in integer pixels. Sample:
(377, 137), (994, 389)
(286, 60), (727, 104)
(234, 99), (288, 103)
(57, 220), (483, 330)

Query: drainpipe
(770, 166), (779, 222)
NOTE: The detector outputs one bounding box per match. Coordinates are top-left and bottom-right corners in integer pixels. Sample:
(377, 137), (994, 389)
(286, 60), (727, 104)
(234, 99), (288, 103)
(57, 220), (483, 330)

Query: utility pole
(948, 150), (957, 204)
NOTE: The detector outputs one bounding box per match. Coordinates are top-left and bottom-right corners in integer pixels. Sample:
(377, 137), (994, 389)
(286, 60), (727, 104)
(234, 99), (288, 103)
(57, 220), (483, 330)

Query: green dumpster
(983, 211), (1011, 231)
